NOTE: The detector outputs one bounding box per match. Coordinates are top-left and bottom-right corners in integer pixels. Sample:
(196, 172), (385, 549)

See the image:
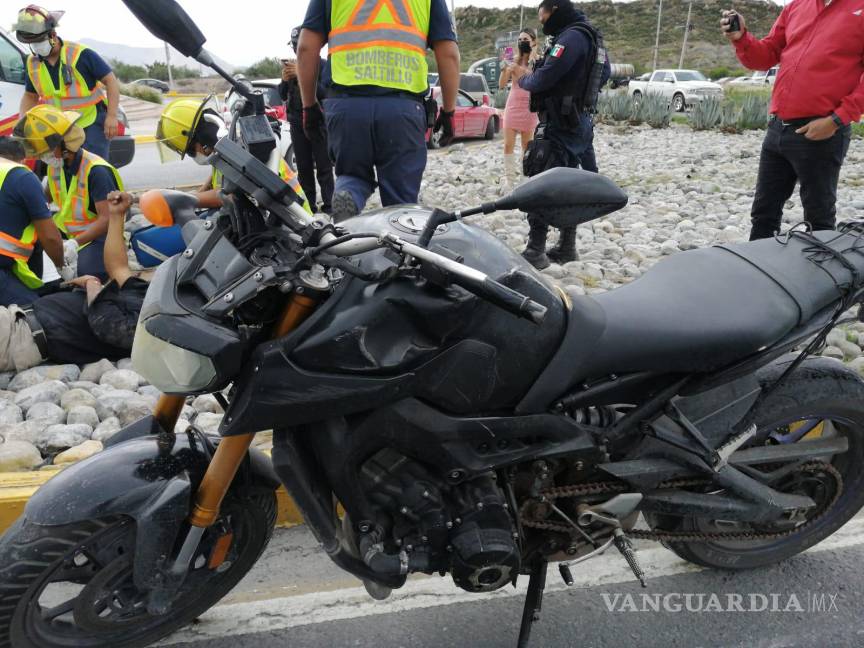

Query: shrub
(120, 83), (162, 104)
(852, 122), (864, 139)
(720, 102), (740, 133)
(628, 94), (647, 125)
(737, 94), (770, 130)
(597, 93), (631, 122)
(643, 94), (671, 129)
(690, 97), (722, 131)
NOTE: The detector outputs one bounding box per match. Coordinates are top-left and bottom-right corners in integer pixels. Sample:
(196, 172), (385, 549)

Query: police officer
(297, 0), (461, 221)
(279, 27), (335, 214)
(0, 137), (64, 306)
(14, 5), (121, 160)
(511, 0), (610, 269)
(14, 105), (123, 281)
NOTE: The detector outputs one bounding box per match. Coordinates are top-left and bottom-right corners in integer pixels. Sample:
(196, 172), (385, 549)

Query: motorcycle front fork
(149, 292), (318, 592)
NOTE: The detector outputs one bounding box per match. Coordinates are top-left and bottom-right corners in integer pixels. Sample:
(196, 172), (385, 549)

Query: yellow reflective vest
(0, 160), (44, 289)
(47, 150), (123, 241)
(26, 41), (108, 129)
(211, 159), (313, 214)
(330, 0), (431, 95)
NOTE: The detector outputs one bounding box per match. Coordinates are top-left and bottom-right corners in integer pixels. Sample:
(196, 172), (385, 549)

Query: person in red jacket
(722, 3), (863, 240)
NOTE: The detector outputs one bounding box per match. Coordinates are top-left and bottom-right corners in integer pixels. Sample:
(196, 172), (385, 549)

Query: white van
(0, 26), (134, 167)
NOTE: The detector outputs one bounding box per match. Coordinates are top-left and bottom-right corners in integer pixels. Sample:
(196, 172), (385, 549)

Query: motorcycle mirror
(493, 168), (629, 228)
(121, 0), (206, 58)
(140, 189), (200, 228)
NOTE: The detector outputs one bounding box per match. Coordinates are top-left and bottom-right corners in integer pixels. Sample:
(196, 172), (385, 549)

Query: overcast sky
(15, 1), (545, 66)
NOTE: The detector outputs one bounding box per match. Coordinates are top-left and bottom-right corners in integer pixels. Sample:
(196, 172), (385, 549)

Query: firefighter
(14, 5), (121, 159)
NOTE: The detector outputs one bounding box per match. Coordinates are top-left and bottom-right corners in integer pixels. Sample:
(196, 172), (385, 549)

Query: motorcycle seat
(519, 230), (864, 412)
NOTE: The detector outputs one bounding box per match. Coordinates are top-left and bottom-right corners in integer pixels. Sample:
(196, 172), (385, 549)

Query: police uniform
(518, 7), (611, 269)
(25, 40), (113, 159)
(279, 55), (335, 213)
(302, 0), (456, 213)
(47, 148), (122, 279)
(0, 160), (52, 305)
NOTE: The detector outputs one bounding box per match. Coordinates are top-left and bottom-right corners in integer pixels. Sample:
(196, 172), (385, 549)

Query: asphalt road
(155, 513), (864, 648)
(121, 141), (210, 191)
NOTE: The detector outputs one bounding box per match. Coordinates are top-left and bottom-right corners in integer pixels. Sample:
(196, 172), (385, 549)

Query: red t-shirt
(734, 0), (864, 124)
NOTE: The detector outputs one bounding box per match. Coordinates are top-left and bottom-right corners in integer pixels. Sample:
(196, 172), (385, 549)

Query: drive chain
(520, 461), (843, 544)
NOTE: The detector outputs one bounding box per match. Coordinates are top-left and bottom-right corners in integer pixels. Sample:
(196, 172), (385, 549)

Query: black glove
(434, 109), (456, 147)
(302, 103), (326, 143)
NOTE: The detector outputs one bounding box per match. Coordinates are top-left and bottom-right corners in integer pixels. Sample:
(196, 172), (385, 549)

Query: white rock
(68, 381), (99, 392)
(660, 240), (680, 255)
(36, 424), (93, 453)
(14, 381), (68, 412)
(192, 394), (222, 414)
(92, 417), (122, 443)
(116, 358), (134, 371)
(60, 388), (97, 411)
(194, 412), (224, 434)
(9, 365), (80, 391)
(54, 440), (103, 465)
(0, 372), (13, 390)
(0, 440), (42, 471)
(95, 393), (152, 427)
(79, 359), (116, 384)
(823, 346), (845, 360)
(67, 406), (100, 429)
(26, 402), (66, 425)
(0, 420), (47, 445)
(100, 369), (142, 392)
(0, 402), (23, 426)
(847, 357), (864, 376)
(138, 385), (161, 400)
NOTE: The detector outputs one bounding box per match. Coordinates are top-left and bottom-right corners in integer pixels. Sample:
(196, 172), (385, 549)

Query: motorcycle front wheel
(0, 490), (276, 648)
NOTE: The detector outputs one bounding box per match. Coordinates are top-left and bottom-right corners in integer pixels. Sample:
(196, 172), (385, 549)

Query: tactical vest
(0, 161), (44, 289)
(329, 0), (431, 95)
(530, 22), (608, 128)
(212, 159), (312, 214)
(47, 150), (124, 240)
(26, 41), (108, 129)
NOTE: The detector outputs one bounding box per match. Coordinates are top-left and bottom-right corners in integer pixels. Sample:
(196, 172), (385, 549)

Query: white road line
(160, 516), (864, 645)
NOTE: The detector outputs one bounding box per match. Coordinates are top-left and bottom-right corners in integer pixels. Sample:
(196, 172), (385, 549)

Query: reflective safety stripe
(48, 150), (124, 238)
(0, 161), (44, 289)
(26, 41), (107, 128)
(330, 0), (430, 94)
(279, 160), (313, 215)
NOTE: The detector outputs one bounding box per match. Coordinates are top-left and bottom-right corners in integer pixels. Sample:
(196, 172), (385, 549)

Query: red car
(426, 88), (500, 149)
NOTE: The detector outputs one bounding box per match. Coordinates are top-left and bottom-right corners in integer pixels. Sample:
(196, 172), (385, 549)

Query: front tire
(0, 490), (276, 647)
(657, 358), (864, 570)
(484, 118), (495, 140)
(672, 93), (686, 112)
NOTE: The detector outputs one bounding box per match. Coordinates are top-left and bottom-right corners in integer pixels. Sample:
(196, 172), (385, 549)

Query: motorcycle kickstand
(517, 561), (548, 648)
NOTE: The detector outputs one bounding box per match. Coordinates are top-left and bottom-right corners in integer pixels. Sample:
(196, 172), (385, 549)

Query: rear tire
(657, 359), (864, 570)
(0, 490), (276, 647)
(484, 118), (495, 140)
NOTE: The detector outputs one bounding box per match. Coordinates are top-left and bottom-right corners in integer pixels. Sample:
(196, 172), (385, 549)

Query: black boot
(522, 216), (550, 270)
(330, 190), (359, 223)
(547, 227), (578, 264)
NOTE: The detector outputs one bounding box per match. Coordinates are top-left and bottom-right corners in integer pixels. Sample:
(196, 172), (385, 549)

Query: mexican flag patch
(550, 44), (566, 58)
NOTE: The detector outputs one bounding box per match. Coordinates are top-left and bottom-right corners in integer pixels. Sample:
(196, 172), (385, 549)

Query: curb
(0, 452), (304, 534)
(134, 135), (157, 144)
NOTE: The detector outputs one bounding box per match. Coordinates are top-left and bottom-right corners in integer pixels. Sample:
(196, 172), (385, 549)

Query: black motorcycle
(4, 2), (864, 647)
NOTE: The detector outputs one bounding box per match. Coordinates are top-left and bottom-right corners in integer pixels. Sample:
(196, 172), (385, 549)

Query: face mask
(41, 154), (62, 169)
(29, 40), (53, 58)
(193, 152), (210, 166)
(518, 41), (533, 54)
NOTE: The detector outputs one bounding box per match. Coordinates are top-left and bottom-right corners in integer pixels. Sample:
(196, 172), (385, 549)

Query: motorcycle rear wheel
(0, 490), (276, 648)
(656, 361), (864, 570)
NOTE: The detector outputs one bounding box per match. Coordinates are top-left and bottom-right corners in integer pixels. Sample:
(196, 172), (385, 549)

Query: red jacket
(734, 0), (864, 125)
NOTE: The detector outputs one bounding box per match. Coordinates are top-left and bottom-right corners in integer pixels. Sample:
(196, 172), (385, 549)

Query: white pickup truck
(628, 69), (724, 112)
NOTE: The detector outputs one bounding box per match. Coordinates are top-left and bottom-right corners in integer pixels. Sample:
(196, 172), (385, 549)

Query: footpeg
(613, 530), (646, 587)
(558, 563), (574, 586)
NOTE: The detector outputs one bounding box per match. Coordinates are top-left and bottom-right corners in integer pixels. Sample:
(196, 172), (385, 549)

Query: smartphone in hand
(725, 12), (741, 33)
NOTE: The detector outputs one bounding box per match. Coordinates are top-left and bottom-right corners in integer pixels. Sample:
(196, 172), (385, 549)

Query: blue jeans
(0, 268), (38, 307)
(323, 96), (427, 210)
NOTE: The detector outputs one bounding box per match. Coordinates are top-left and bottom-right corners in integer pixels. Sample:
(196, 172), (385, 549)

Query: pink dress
(503, 79), (538, 133)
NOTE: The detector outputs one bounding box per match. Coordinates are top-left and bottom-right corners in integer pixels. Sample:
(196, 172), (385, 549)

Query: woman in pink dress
(498, 29), (539, 188)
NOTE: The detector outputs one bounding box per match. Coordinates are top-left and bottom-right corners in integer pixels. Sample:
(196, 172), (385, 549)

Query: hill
(454, 0), (782, 75)
(79, 39), (235, 75)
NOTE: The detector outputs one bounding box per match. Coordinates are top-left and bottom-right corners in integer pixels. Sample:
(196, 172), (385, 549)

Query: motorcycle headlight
(132, 322), (217, 394)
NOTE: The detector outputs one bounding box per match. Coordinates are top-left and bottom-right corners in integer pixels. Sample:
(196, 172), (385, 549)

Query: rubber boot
(331, 190), (360, 223)
(522, 215), (551, 270)
(547, 227), (579, 264)
(503, 153), (517, 191)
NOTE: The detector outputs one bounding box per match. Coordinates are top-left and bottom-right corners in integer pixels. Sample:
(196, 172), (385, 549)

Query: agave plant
(643, 93), (671, 129)
(690, 97), (722, 131)
(629, 94), (648, 125)
(720, 102), (740, 134)
(610, 93), (633, 122)
(737, 94), (770, 131)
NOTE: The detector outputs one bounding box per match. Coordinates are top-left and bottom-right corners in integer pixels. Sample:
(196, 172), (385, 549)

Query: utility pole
(652, 0), (663, 71)
(520, 5), (524, 31)
(678, 0), (693, 69)
(164, 41), (174, 89)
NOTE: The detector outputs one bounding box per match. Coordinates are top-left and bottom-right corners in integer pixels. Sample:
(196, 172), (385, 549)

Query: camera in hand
(726, 12), (741, 33)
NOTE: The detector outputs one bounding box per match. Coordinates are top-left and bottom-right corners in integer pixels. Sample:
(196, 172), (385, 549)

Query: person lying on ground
(0, 191), (151, 373)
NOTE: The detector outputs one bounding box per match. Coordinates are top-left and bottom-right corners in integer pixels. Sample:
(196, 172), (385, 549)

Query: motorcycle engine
(361, 449), (520, 593)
